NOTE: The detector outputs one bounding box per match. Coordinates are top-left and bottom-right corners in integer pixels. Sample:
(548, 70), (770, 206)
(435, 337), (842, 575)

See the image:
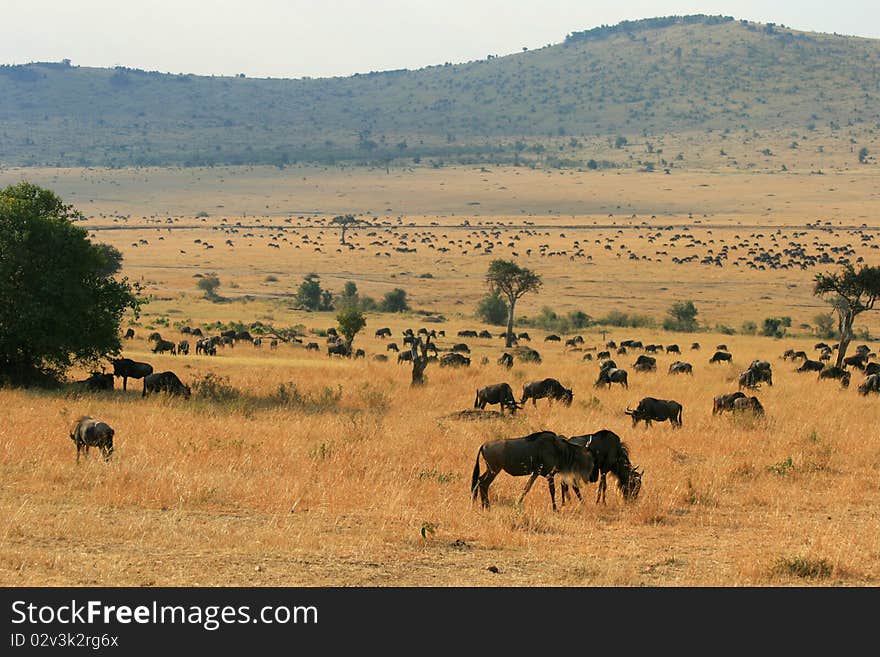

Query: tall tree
(0, 182), (142, 385)
(330, 214), (364, 245)
(814, 264), (880, 367)
(336, 307), (366, 348)
(485, 260), (543, 347)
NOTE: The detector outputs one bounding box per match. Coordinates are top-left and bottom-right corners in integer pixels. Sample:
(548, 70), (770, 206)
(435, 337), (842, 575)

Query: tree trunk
(505, 298), (516, 348)
(835, 310), (854, 368)
(410, 336), (430, 386)
(340, 226), (347, 245)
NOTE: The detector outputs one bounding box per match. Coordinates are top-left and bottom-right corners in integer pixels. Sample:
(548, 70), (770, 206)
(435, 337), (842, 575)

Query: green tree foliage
(380, 288), (409, 313)
(197, 273), (221, 300)
(813, 313), (836, 339)
(0, 182), (142, 385)
(330, 214), (364, 245)
(94, 243), (124, 277)
(338, 281), (360, 309)
(475, 292), (509, 325)
(336, 307), (366, 346)
(814, 264), (880, 366)
(486, 260), (543, 347)
(741, 320), (758, 335)
(762, 317), (785, 338)
(296, 274), (331, 311)
(663, 300), (699, 332)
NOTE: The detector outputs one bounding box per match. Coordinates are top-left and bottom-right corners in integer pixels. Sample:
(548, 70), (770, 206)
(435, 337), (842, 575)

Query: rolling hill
(1, 15), (879, 168)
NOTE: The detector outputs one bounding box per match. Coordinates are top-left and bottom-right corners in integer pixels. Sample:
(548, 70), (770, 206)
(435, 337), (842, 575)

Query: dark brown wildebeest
(521, 378), (573, 406)
(73, 371), (114, 391)
(497, 352), (513, 368)
(814, 342), (832, 352)
(625, 397), (683, 428)
(305, 342), (320, 352)
(111, 358), (153, 391)
(797, 359), (824, 372)
(666, 344), (681, 354)
(142, 371), (191, 399)
(372, 354), (388, 362)
(478, 330), (493, 339)
(354, 349), (365, 359)
(843, 354), (867, 370)
(440, 353), (470, 368)
(733, 396), (765, 415)
(270, 339), (278, 350)
(691, 342), (701, 350)
(386, 342), (399, 352)
(177, 340), (190, 356)
(474, 383), (519, 413)
(561, 429), (643, 504)
(69, 416), (114, 463)
(375, 327), (392, 338)
(716, 344), (728, 351)
(668, 361), (693, 375)
(457, 329), (478, 338)
(616, 346), (628, 355)
(397, 351), (413, 364)
(471, 431), (596, 511)
(452, 343), (471, 354)
(124, 328), (135, 339)
(517, 332), (531, 342)
(738, 361), (772, 390)
(582, 353), (594, 361)
(544, 334), (561, 342)
(819, 366), (851, 388)
(595, 367), (628, 389)
(858, 374), (880, 395)
(327, 341), (351, 357)
(713, 391), (747, 414)
(710, 350), (732, 364)
(633, 354), (656, 372)
(597, 350), (611, 360)
(865, 362), (880, 376)
(252, 337), (262, 348)
(152, 338), (176, 355)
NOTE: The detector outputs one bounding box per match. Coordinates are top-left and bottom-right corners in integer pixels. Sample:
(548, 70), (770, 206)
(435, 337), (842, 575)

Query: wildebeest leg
(570, 484), (582, 501)
(596, 473), (607, 504)
(123, 377), (128, 391)
(517, 472), (539, 506)
(478, 471), (497, 509)
(546, 474), (557, 512)
(76, 442), (81, 464)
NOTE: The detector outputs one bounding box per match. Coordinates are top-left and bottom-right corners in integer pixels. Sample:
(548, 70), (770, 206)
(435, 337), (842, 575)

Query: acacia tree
(330, 214), (365, 245)
(486, 260), (543, 348)
(336, 307), (366, 348)
(0, 182), (142, 385)
(814, 264), (880, 367)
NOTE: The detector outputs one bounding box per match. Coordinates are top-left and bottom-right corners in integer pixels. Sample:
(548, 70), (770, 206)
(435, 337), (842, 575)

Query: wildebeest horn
(624, 407), (634, 414)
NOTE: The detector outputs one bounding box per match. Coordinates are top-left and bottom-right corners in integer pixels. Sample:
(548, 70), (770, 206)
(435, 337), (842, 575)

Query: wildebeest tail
(677, 405), (683, 426)
(474, 390), (480, 409)
(471, 447), (483, 499)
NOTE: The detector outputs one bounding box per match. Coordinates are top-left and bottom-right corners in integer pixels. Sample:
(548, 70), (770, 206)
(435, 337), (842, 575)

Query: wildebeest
(142, 371), (191, 399)
(253, 337), (262, 348)
(666, 344), (681, 354)
(733, 396), (765, 415)
(716, 344), (728, 351)
(691, 342), (701, 350)
(625, 397), (683, 428)
(474, 383), (519, 413)
(782, 349), (808, 361)
(819, 366), (851, 387)
(633, 355), (657, 372)
(305, 342), (320, 351)
(865, 362), (880, 376)
(595, 367), (628, 389)
(111, 358), (153, 391)
(597, 350), (611, 360)
(177, 340), (190, 356)
(858, 374), (880, 395)
(69, 416), (114, 463)
(457, 330), (478, 338)
(616, 346), (628, 355)
(452, 343), (471, 354)
(582, 353), (594, 361)
(124, 328), (135, 339)
(386, 342), (399, 352)
(372, 354), (388, 362)
(478, 330), (493, 339)
(73, 371), (114, 391)
(520, 378), (573, 406)
(397, 351), (413, 364)
(498, 352), (513, 368)
(738, 361), (772, 389)
(375, 327), (392, 338)
(270, 339), (278, 350)
(797, 359), (824, 372)
(517, 332), (531, 341)
(843, 354), (867, 370)
(668, 361), (693, 375)
(354, 348), (365, 359)
(440, 353), (470, 368)
(327, 342), (352, 357)
(544, 334), (561, 342)
(471, 431), (596, 511)
(710, 350), (732, 363)
(713, 391), (747, 414)
(152, 338), (176, 355)
(562, 429), (643, 504)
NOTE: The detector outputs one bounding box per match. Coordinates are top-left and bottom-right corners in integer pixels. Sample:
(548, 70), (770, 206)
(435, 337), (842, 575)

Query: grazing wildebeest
(452, 343), (471, 354)
(599, 359), (617, 372)
(819, 367), (851, 388)
(375, 327), (392, 338)
(478, 330), (493, 339)
(616, 346), (628, 355)
(148, 331), (163, 342)
(74, 371), (114, 391)
(633, 355), (657, 372)
(797, 359), (824, 372)
(354, 349), (365, 359)
(515, 347), (542, 363)
(544, 334), (561, 342)
(152, 338), (176, 355)
(520, 378), (573, 406)
(716, 344), (728, 351)
(625, 398), (683, 428)
(606, 341), (618, 349)
(582, 353), (594, 361)
(739, 361), (772, 389)
(305, 342), (320, 352)
(111, 358), (153, 391)
(124, 328), (135, 339)
(644, 344), (661, 353)
(474, 383), (519, 413)
(253, 337), (262, 348)
(235, 331), (253, 343)
(782, 349), (796, 360)
(668, 361), (693, 375)
(517, 332), (531, 341)
(142, 371), (191, 399)
(562, 429), (643, 504)
(177, 340), (190, 356)
(733, 396), (765, 415)
(691, 342), (701, 350)
(843, 354), (867, 370)
(498, 352), (513, 368)
(713, 391), (747, 414)
(597, 350), (611, 360)
(440, 353), (471, 368)
(666, 344), (681, 354)
(386, 342), (399, 352)
(815, 342), (832, 352)
(69, 416), (114, 463)
(595, 367), (628, 389)
(865, 362), (880, 376)
(397, 351), (413, 364)
(858, 374), (880, 395)
(328, 342), (352, 357)
(471, 431), (596, 511)
(457, 330), (478, 338)
(191, 328), (203, 337)
(710, 350), (732, 363)
(372, 354), (388, 362)
(270, 339), (278, 350)
(221, 329), (236, 341)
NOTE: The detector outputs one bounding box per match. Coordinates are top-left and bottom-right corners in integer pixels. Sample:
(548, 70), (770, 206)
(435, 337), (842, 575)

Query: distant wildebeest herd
(67, 324), (877, 514)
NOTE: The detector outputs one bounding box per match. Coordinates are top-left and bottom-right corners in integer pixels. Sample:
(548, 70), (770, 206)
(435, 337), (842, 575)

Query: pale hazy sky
(4, 1), (879, 79)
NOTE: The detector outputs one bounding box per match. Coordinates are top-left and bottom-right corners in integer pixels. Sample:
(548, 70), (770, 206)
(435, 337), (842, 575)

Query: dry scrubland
(1, 165), (879, 586)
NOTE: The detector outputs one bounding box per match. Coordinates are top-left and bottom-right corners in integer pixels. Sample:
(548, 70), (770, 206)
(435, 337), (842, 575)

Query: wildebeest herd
(68, 323), (878, 516)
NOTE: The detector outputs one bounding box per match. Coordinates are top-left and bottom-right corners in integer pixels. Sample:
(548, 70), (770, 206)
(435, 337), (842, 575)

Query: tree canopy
(486, 259), (542, 347)
(336, 307), (366, 346)
(814, 264), (880, 366)
(663, 300), (699, 332)
(0, 182), (142, 385)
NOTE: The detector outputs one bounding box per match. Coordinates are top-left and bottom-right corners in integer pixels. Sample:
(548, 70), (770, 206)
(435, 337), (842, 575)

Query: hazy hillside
(1, 15), (879, 168)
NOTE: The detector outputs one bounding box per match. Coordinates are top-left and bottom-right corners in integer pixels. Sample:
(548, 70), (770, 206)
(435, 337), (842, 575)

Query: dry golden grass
(1, 165), (879, 586)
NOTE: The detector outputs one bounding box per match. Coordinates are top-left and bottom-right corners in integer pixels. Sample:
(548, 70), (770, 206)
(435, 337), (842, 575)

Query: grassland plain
(1, 163), (879, 586)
